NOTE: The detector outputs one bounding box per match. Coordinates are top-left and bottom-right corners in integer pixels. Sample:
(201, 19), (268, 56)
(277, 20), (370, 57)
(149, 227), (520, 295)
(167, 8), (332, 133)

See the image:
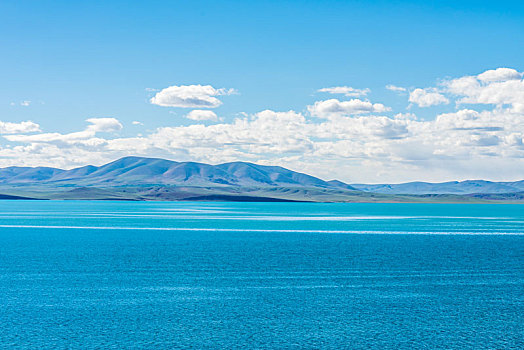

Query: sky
(1, 0), (523, 183)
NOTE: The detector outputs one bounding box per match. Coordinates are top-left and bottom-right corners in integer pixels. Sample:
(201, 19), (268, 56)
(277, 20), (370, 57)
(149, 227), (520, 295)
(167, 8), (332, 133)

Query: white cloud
(444, 68), (524, 113)
(409, 88), (449, 107)
(6, 131), (91, 143)
(132, 121), (143, 125)
(308, 98), (390, 119)
(386, 84), (406, 92)
(318, 86), (370, 97)
(0, 121), (40, 134)
(186, 110), (218, 121)
(150, 84), (236, 108)
(85, 118), (122, 132)
(2, 103), (523, 182)
(10, 101), (32, 107)
(147, 110), (312, 158)
(435, 109), (481, 130)
(5, 118), (121, 144)
(477, 68), (522, 82)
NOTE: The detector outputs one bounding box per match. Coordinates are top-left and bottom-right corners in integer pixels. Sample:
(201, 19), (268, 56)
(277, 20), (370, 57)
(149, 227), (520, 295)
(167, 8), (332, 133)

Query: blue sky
(1, 0), (523, 182)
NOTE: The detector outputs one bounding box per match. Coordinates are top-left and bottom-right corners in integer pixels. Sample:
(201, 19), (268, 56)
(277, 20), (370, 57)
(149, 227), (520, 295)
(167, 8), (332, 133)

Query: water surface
(0, 201), (522, 348)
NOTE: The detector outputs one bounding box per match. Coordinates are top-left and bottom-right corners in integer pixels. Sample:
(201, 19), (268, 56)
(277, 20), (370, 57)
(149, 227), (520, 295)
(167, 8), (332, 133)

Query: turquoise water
(0, 201), (522, 348)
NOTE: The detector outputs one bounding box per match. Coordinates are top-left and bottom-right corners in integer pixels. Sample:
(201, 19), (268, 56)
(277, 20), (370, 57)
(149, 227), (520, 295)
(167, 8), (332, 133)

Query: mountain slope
(0, 166), (66, 184)
(0, 156), (351, 189)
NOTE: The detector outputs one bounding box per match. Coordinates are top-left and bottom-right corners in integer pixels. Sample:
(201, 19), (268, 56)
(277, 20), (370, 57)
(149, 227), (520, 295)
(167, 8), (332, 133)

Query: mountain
(0, 166), (65, 183)
(351, 180), (524, 195)
(0, 156), (357, 189)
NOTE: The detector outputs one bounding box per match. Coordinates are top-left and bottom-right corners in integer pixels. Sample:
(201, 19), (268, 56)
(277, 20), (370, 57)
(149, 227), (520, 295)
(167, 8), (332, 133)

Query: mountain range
(352, 180), (524, 195)
(0, 156), (522, 202)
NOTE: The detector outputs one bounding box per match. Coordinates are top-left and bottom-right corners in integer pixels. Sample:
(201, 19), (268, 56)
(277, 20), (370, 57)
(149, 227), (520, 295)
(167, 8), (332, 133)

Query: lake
(0, 201), (522, 348)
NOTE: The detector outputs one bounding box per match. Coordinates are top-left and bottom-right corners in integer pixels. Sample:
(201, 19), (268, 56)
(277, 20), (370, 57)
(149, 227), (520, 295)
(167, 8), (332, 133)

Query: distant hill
(351, 180), (524, 195)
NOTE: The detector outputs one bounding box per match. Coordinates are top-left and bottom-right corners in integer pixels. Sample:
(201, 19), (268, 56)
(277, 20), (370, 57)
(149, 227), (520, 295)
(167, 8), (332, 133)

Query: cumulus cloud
(186, 110), (218, 121)
(148, 110), (311, 157)
(85, 118), (122, 132)
(150, 84), (236, 108)
(409, 88), (449, 107)
(2, 102), (523, 182)
(477, 68), (522, 82)
(0, 121), (41, 134)
(386, 84), (406, 92)
(444, 68), (524, 113)
(318, 86), (370, 97)
(308, 98), (390, 118)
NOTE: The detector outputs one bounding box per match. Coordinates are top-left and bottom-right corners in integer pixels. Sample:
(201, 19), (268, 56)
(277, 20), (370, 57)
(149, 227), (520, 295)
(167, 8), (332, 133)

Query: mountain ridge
(0, 156), (522, 201)
(0, 156), (356, 190)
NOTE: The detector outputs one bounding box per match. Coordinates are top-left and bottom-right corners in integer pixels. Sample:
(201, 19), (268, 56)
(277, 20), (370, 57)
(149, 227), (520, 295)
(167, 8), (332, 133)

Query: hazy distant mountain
(0, 156), (357, 189)
(351, 180), (524, 195)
